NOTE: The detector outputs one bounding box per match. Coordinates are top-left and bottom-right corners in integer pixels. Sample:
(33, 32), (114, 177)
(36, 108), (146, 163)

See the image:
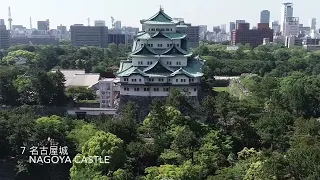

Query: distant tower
(309, 18), (317, 30)
(281, 3), (293, 34)
(30, 17), (32, 29)
(46, 19), (50, 31)
(8, 7), (12, 30)
(260, 10), (270, 24)
(87, 18), (90, 26)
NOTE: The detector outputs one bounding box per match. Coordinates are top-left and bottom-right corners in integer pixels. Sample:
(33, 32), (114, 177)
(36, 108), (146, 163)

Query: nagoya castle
(116, 7), (204, 97)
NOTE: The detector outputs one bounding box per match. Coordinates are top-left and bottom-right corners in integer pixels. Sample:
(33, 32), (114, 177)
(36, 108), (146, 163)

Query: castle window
(149, 78), (154, 82)
(139, 79), (142, 82)
(166, 61), (172, 65)
(176, 61), (181, 65)
(132, 79), (137, 82)
(194, 88), (197, 91)
(189, 78), (194, 82)
(161, 28), (165, 31)
(163, 88), (169, 91)
(151, 44), (153, 47)
(151, 28), (155, 31)
(159, 78), (164, 82)
(166, 28), (169, 31)
(156, 28), (160, 31)
(144, 88), (150, 91)
(134, 88), (140, 91)
(170, 28), (172, 31)
(177, 44), (179, 47)
(124, 87), (129, 91)
(181, 79), (186, 82)
(138, 61), (143, 65)
(176, 79), (178, 82)
(167, 44), (170, 47)
(124, 78), (128, 81)
(154, 88), (159, 91)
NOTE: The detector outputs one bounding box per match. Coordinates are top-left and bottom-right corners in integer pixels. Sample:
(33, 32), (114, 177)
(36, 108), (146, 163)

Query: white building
(220, 24), (227, 33)
(283, 17), (299, 36)
(116, 7), (204, 97)
(281, 3), (293, 34)
(260, 10), (270, 24)
(98, 78), (120, 108)
(309, 18), (317, 30)
(272, 21), (281, 34)
(94, 20), (106, 27)
(115, 21), (121, 29)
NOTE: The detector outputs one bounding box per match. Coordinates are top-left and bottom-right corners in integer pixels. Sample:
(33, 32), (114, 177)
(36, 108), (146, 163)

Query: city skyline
(0, 0), (319, 30)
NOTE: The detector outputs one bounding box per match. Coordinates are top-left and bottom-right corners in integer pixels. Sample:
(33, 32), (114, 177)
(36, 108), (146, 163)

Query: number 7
(20, 147), (26, 154)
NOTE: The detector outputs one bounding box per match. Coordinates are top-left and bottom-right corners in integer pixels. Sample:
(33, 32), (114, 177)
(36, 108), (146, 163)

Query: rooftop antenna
(30, 17), (32, 29)
(8, 7), (12, 30)
(87, 18), (90, 26)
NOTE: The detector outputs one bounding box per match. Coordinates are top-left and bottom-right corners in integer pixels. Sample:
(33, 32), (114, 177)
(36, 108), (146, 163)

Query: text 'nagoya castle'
(116, 7), (205, 97)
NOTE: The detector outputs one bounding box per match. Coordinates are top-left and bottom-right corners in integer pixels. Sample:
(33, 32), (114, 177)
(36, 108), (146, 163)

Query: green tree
(70, 131), (126, 179)
(67, 123), (99, 151)
(255, 109), (293, 151)
(66, 86), (96, 102)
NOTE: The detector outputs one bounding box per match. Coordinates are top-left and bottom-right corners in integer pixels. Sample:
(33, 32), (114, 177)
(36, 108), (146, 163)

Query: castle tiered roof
(116, 8), (204, 79)
(140, 7), (180, 25)
(117, 59), (204, 78)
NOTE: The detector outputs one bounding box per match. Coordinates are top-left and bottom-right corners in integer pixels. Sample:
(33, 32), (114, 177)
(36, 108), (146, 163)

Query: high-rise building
(116, 8), (204, 97)
(231, 23), (273, 47)
(70, 25), (108, 47)
(230, 22), (236, 32)
(37, 21), (48, 31)
(94, 20), (106, 27)
(260, 10), (270, 24)
(108, 33), (126, 45)
(272, 21), (281, 34)
(309, 18), (317, 30)
(199, 25), (207, 34)
(0, 19), (5, 26)
(199, 25), (207, 40)
(220, 24), (227, 33)
(115, 21), (121, 29)
(186, 25), (200, 48)
(283, 17), (299, 36)
(0, 25), (10, 50)
(281, 3), (294, 34)
(57, 25), (67, 34)
(236, 20), (246, 29)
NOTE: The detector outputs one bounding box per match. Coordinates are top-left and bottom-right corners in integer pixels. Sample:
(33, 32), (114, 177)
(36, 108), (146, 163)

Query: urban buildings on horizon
(0, 2), (320, 51)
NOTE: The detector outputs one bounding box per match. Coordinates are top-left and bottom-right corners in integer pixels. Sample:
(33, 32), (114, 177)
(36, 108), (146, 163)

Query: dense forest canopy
(1, 43), (320, 179)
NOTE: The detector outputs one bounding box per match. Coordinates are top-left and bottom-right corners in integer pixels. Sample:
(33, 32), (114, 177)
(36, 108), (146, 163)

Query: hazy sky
(0, 0), (319, 30)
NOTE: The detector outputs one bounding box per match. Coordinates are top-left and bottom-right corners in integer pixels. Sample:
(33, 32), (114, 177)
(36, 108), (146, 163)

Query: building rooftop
(68, 73), (100, 87)
(140, 8), (179, 25)
(52, 69), (85, 86)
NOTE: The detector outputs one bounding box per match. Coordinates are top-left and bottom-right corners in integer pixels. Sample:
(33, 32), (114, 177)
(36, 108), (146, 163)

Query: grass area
(214, 87), (229, 92)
